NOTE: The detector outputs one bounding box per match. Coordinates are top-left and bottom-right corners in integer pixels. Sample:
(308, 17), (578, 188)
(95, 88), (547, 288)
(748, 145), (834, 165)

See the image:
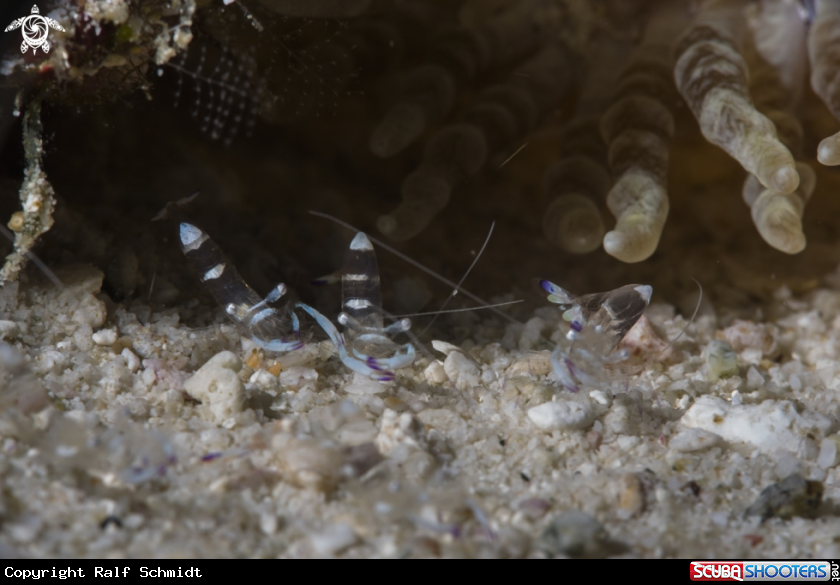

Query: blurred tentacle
(379, 43), (577, 241)
(674, 0), (800, 195)
(369, 0), (550, 158)
(808, 0), (840, 165)
(600, 3), (687, 263)
(742, 2), (813, 254)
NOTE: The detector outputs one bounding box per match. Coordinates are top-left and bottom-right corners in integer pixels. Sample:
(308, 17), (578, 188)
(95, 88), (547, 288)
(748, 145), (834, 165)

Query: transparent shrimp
(540, 280), (652, 392)
(301, 232), (415, 382)
(156, 195), (319, 355)
(177, 221), (308, 353)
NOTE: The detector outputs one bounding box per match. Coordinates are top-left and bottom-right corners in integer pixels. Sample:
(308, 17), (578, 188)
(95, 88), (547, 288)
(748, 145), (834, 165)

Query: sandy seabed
(2, 258), (840, 559)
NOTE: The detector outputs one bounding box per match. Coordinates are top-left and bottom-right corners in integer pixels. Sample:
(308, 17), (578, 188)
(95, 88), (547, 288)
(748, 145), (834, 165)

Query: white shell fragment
(271, 432), (342, 493)
(527, 400), (594, 431)
(308, 523), (359, 557)
(508, 351), (552, 376)
(817, 436), (840, 469)
(182, 351), (245, 424)
(680, 396), (831, 455)
(0, 320), (19, 340)
(278, 366), (318, 389)
(344, 372), (387, 395)
(443, 351), (480, 390)
(423, 360), (448, 385)
(121, 348), (140, 372)
(431, 339), (462, 356)
(668, 428), (724, 452)
(91, 327), (117, 346)
(376, 408), (427, 455)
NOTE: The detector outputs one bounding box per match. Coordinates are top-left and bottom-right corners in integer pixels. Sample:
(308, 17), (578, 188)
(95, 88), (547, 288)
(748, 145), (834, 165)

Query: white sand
(2, 263), (840, 558)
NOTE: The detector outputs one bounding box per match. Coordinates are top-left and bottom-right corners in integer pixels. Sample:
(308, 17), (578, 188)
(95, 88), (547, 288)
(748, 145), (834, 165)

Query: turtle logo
(5, 5), (65, 55)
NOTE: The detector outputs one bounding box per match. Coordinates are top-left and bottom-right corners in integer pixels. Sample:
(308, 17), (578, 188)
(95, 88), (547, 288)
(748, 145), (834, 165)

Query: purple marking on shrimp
(367, 357), (386, 371)
(201, 452), (222, 462)
(539, 280), (553, 293)
(570, 321), (582, 332)
(564, 358), (580, 392)
(377, 374), (394, 382)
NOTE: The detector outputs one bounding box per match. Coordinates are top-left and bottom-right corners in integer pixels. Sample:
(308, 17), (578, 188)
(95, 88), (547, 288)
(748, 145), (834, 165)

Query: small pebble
(539, 511), (609, 559)
(680, 395), (831, 456)
(344, 373), (387, 395)
(423, 360), (448, 385)
(743, 474), (823, 521)
(719, 319), (778, 356)
(92, 327), (118, 346)
(278, 366), (318, 389)
(376, 409), (426, 455)
(618, 474), (645, 517)
(71, 297), (107, 329)
(668, 428), (724, 452)
(817, 437), (840, 469)
(141, 368), (156, 387)
(417, 408), (467, 446)
(182, 351), (245, 424)
(589, 390), (609, 406)
(519, 316), (546, 351)
(8, 515), (42, 544)
(508, 351), (552, 376)
(706, 340), (738, 380)
(517, 498), (551, 520)
(0, 320), (19, 340)
(248, 369), (278, 393)
(443, 351), (480, 390)
(343, 442), (383, 477)
(121, 348), (141, 372)
(383, 396), (408, 411)
(527, 400), (594, 431)
(586, 430), (603, 451)
(73, 326), (94, 352)
(335, 419), (377, 446)
(259, 512), (278, 536)
(746, 366), (765, 389)
(272, 433), (342, 492)
(309, 523), (358, 557)
(431, 340), (461, 356)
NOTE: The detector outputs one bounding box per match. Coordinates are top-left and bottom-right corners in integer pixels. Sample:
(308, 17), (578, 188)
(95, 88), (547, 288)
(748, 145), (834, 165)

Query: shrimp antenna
(657, 277), (703, 356)
(421, 220), (495, 335)
(308, 211), (520, 325)
(395, 299), (523, 318)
